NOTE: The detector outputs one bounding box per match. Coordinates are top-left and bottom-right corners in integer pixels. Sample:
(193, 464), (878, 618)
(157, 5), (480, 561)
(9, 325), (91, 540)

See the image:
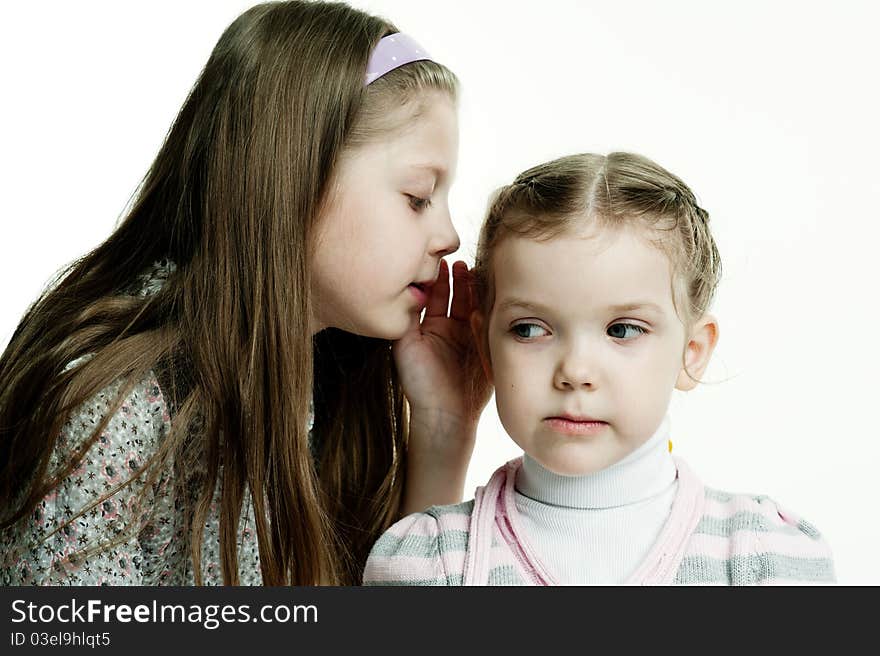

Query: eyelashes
(407, 194), (433, 212)
(508, 321), (649, 342)
(510, 323), (548, 339)
(606, 323), (647, 340)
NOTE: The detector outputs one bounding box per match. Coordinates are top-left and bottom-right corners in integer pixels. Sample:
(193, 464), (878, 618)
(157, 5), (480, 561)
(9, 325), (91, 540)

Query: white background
(1, 1), (877, 584)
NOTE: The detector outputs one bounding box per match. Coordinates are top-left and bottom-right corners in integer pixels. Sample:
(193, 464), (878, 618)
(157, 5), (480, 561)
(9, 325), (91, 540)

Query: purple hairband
(364, 33), (432, 86)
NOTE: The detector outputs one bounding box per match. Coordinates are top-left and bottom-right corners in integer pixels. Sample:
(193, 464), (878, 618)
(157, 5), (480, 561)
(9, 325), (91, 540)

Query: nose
(553, 342), (597, 391)
(429, 206), (460, 258)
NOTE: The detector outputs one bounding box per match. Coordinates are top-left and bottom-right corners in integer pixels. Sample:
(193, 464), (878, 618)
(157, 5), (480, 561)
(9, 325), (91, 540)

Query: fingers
(423, 258), (450, 318)
(393, 311), (421, 354)
(449, 260), (473, 322)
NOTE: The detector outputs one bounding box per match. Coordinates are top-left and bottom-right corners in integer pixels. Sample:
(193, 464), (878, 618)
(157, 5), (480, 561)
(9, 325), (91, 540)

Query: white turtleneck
(513, 418), (678, 585)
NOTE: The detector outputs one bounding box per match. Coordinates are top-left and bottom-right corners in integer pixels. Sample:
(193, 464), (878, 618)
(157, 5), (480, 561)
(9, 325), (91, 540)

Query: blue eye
(511, 323), (548, 339)
(607, 323), (647, 340)
(407, 195), (432, 212)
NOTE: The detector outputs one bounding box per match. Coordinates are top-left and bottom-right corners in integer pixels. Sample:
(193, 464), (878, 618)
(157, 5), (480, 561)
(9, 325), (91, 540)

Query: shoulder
(53, 362), (172, 468)
(2, 365), (174, 585)
(120, 259), (177, 298)
(677, 486), (836, 585)
(362, 500), (474, 586)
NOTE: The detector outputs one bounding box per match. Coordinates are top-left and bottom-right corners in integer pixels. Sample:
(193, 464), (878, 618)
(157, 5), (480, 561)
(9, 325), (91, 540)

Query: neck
(516, 417), (676, 509)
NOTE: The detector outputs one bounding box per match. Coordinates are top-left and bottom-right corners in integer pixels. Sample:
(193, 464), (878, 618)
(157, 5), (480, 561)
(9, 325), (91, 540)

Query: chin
(364, 313), (413, 341)
(546, 462), (603, 477)
(537, 451), (613, 477)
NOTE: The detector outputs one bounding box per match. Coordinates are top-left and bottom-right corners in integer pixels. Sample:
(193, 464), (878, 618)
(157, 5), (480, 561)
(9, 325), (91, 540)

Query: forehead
(491, 226), (677, 312)
(343, 92), (458, 177)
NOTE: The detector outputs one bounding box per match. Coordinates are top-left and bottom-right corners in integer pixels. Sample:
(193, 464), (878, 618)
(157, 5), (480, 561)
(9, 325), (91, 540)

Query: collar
(515, 416), (676, 509)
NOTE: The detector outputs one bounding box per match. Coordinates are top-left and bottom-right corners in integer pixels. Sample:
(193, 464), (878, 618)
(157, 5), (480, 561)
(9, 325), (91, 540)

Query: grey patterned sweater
(1, 261), (306, 585)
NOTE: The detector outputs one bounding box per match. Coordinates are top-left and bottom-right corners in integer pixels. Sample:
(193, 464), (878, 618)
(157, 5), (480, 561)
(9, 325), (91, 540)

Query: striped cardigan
(363, 456), (835, 585)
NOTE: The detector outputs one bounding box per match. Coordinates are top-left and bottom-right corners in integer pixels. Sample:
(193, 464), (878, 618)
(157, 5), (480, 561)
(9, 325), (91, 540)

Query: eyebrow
(495, 299), (553, 314)
(411, 163), (447, 179)
(495, 299), (664, 315)
(607, 302), (665, 314)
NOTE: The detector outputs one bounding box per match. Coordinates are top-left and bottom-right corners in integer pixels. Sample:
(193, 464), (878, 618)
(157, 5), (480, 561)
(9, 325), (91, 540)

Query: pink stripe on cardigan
(363, 455), (835, 586)
(462, 456), (705, 585)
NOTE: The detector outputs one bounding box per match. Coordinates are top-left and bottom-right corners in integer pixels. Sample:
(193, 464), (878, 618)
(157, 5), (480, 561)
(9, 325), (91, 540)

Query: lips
(554, 413), (602, 422)
(407, 282), (430, 307)
(543, 415), (608, 437)
(408, 276), (435, 296)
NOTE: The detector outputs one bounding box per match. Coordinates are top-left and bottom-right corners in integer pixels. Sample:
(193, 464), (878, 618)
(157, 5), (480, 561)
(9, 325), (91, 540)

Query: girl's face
(478, 225), (716, 476)
(311, 92), (460, 339)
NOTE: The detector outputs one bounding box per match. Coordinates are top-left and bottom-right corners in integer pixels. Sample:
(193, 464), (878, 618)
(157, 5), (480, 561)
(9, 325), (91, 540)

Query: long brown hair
(0, 0), (457, 585)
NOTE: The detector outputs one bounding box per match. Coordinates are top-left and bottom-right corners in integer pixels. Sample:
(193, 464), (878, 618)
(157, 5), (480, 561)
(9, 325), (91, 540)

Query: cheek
(313, 239), (361, 294)
(362, 213), (428, 278)
(625, 335), (683, 378)
(657, 334), (687, 384)
(338, 206), (383, 255)
(491, 342), (545, 403)
(625, 340), (682, 410)
(318, 208), (392, 283)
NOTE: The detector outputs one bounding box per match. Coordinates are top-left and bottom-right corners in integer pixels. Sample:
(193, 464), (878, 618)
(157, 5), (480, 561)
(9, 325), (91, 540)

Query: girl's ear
(469, 311), (493, 385)
(675, 314), (719, 391)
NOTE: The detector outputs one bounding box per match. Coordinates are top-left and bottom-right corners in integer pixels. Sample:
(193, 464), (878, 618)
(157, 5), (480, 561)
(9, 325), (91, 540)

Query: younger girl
(364, 152), (835, 585)
(0, 1), (488, 586)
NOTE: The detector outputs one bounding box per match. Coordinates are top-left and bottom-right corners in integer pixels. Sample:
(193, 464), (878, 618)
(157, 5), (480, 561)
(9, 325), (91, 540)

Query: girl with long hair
(0, 0), (489, 586)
